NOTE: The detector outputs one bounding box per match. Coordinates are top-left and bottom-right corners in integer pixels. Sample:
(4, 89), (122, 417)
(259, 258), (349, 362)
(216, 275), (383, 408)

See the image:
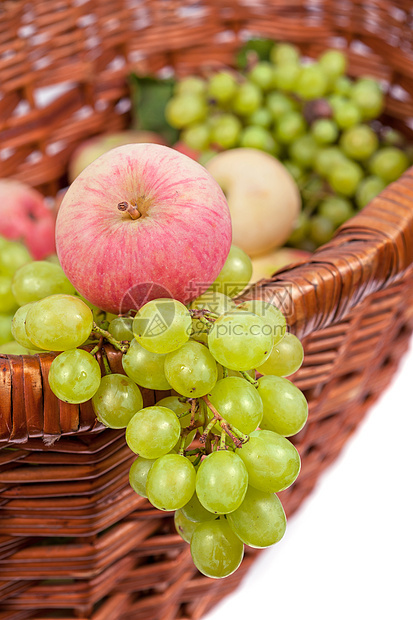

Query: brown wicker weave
(1, 1), (413, 618)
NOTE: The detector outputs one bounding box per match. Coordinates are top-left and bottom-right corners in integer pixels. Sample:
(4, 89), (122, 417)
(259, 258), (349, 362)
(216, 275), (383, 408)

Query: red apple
(68, 130), (167, 182)
(0, 179), (56, 259)
(56, 143), (232, 314)
(251, 247), (312, 283)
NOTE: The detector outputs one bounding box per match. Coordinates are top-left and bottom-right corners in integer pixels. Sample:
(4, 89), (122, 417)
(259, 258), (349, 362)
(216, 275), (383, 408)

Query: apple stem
(117, 201), (141, 220)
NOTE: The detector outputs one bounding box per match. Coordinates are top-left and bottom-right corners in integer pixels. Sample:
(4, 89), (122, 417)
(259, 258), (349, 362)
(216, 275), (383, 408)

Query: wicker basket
(1, 1), (413, 618)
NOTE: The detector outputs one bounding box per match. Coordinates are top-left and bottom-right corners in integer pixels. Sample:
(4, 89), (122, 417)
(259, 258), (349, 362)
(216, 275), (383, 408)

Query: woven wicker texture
(1, 1), (413, 618)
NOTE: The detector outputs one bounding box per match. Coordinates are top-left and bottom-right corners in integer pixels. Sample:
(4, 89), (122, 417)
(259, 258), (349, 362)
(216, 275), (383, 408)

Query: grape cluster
(1, 240), (308, 580)
(165, 42), (411, 250)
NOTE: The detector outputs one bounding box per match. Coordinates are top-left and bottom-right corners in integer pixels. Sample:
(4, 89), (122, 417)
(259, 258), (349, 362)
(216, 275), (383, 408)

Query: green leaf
(129, 74), (179, 144)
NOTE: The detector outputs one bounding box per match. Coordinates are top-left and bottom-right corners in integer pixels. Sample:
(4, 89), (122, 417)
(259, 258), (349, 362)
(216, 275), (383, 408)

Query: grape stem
(92, 323), (129, 354)
(189, 309), (219, 323)
(101, 348), (112, 376)
(200, 395), (249, 449)
(240, 370), (258, 387)
(90, 335), (104, 357)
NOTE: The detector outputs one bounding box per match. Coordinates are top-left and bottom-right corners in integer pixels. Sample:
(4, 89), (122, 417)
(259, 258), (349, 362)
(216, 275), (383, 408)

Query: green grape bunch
(2, 240), (308, 580)
(163, 40), (411, 252)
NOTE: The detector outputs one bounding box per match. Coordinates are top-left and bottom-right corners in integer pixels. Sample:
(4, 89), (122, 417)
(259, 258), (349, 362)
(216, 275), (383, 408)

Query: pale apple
(205, 148), (301, 257)
(0, 179), (56, 259)
(251, 247), (312, 283)
(68, 130), (167, 182)
(56, 143), (232, 314)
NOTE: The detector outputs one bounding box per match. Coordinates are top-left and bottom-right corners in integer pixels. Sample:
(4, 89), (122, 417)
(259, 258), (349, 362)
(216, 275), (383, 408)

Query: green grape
(248, 61), (274, 91)
(309, 215), (336, 245)
(156, 396), (198, 449)
(272, 63), (300, 91)
(334, 75), (352, 96)
(146, 453), (196, 511)
(236, 299), (286, 345)
(92, 373), (143, 429)
(227, 486), (286, 548)
(0, 240), (32, 277)
(196, 450), (248, 514)
(182, 491), (215, 522)
(164, 340), (218, 398)
(287, 212), (311, 246)
(108, 316), (134, 341)
(122, 338), (171, 390)
(275, 111), (306, 144)
(0, 341), (31, 354)
(48, 349), (101, 404)
(369, 147), (409, 183)
(0, 313), (13, 346)
(256, 332), (304, 377)
(175, 76), (206, 97)
(165, 94), (207, 129)
(208, 311), (273, 371)
(235, 429), (301, 492)
(350, 78), (384, 120)
(11, 261), (75, 306)
(311, 119), (339, 145)
(208, 376), (263, 434)
(210, 113), (242, 149)
(328, 160), (363, 196)
(129, 456), (156, 498)
(11, 303), (43, 351)
(175, 509), (199, 543)
(319, 49), (347, 80)
(191, 518), (244, 579)
(232, 82), (262, 116)
(270, 42), (300, 65)
(333, 101), (362, 129)
(318, 196), (355, 226)
(210, 245), (252, 298)
(247, 107), (273, 128)
(257, 374), (308, 436)
(289, 134), (319, 169)
(314, 146), (347, 177)
(125, 405), (181, 459)
(240, 125), (277, 154)
(381, 127), (405, 148)
(207, 71), (238, 104)
(266, 92), (296, 120)
(133, 298), (191, 354)
(190, 291), (237, 316)
(0, 276), (17, 314)
(294, 64), (328, 100)
(181, 123), (210, 151)
(355, 175), (386, 209)
(340, 124), (379, 160)
(25, 294), (93, 351)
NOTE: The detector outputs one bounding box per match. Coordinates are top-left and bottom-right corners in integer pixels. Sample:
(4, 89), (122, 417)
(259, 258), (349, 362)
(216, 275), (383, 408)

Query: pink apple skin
(0, 179), (56, 259)
(69, 130), (167, 182)
(56, 143), (232, 314)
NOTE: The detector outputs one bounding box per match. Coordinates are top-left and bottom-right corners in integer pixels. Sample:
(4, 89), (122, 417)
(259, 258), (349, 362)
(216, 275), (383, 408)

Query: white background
(204, 336), (413, 620)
